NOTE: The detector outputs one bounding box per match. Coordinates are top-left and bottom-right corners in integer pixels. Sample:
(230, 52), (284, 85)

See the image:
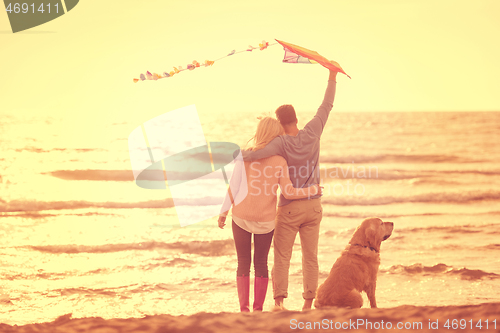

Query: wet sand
(2, 302), (499, 332)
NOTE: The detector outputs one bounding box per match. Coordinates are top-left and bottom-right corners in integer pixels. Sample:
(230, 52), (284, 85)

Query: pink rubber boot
(253, 277), (269, 311)
(236, 275), (250, 312)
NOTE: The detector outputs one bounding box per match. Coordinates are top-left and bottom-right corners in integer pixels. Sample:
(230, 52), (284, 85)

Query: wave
(3, 192), (498, 213)
(323, 212), (444, 219)
(4, 271), (69, 281)
(320, 153), (480, 164)
(2, 258), (197, 282)
(319, 167), (420, 181)
(0, 197), (231, 212)
(0, 212), (57, 219)
(14, 147), (51, 153)
(49, 281), (202, 298)
(46, 169), (234, 182)
(397, 224), (496, 235)
(44, 167), (500, 184)
(325, 211), (500, 222)
(46, 170), (134, 181)
(481, 244), (500, 250)
(25, 240), (235, 257)
(0, 212), (118, 219)
(455, 170), (500, 176)
(0, 199), (175, 212)
(150, 258), (195, 268)
(56, 287), (119, 297)
(321, 190), (500, 206)
(382, 263), (500, 280)
(13, 147), (103, 153)
(321, 168), (500, 182)
(48, 167), (408, 182)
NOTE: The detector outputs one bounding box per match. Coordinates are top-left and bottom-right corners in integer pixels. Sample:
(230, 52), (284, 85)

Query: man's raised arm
(303, 70), (338, 137)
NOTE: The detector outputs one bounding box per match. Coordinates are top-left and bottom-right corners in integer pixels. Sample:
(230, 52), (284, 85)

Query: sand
(1, 303), (499, 333)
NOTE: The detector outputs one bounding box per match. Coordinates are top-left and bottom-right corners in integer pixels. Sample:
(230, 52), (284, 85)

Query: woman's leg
(253, 230), (274, 278)
(232, 220), (251, 312)
(252, 229), (274, 311)
(232, 220), (252, 276)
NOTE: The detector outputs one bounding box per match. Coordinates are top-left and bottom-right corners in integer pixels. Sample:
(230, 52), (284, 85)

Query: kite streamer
(133, 40), (274, 83)
(133, 39), (350, 83)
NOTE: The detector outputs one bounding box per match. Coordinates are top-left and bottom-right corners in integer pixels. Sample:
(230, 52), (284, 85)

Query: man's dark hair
(275, 104), (297, 126)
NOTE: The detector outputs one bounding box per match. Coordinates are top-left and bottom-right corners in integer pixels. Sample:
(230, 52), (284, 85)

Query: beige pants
(272, 198), (322, 300)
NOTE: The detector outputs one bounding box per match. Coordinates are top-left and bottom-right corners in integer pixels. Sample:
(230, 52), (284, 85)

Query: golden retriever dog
(314, 218), (394, 309)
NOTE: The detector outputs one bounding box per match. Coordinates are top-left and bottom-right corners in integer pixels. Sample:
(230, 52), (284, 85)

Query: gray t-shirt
(240, 80), (337, 206)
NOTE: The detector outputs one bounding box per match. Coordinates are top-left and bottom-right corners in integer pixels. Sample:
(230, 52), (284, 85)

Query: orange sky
(1, 0), (499, 131)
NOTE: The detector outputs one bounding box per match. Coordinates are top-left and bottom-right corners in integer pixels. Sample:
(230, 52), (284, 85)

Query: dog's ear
(365, 225), (377, 244)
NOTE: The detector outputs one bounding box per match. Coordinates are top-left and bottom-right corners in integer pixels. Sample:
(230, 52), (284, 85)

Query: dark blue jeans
(232, 220), (274, 278)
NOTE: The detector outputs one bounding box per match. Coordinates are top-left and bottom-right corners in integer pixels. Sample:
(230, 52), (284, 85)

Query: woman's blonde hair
(247, 116), (285, 151)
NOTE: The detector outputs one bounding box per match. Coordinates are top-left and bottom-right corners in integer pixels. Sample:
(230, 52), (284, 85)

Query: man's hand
(218, 215), (226, 229)
(329, 69), (338, 81)
(307, 184), (323, 198)
(315, 184), (324, 196)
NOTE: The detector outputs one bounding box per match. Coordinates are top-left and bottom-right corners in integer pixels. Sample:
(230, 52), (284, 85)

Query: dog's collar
(352, 244), (379, 253)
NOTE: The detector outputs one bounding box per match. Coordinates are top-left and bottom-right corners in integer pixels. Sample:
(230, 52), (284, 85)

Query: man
(240, 69), (337, 310)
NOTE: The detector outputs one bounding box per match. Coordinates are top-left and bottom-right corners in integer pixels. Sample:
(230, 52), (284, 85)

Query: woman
(218, 117), (320, 312)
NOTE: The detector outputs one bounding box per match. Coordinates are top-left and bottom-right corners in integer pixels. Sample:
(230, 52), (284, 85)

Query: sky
(1, 0), (500, 135)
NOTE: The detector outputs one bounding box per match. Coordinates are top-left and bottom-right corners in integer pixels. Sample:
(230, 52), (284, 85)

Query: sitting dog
(314, 217), (394, 309)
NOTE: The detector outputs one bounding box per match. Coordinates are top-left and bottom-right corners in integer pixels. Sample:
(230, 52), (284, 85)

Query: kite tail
(133, 40), (276, 82)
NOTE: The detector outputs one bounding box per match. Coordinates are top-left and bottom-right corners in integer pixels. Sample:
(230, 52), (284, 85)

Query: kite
(133, 39), (350, 82)
(276, 39), (351, 79)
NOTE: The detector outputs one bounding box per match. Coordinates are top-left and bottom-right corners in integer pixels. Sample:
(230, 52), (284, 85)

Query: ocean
(1, 111), (499, 325)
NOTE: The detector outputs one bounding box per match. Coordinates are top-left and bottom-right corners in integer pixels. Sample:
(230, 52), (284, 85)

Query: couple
(218, 69), (337, 312)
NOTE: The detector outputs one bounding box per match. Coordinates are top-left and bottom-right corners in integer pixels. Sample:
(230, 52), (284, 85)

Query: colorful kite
(276, 39), (351, 79)
(133, 39), (349, 82)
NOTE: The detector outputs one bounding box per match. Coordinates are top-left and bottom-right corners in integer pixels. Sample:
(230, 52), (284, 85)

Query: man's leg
(272, 202), (304, 309)
(272, 205), (298, 308)
(298, 199), (322, 310)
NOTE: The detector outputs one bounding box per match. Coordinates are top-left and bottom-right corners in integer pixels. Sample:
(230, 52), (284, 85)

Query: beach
(2, 303), (499, 332)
